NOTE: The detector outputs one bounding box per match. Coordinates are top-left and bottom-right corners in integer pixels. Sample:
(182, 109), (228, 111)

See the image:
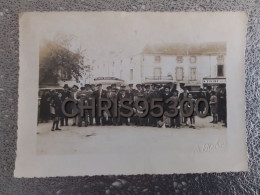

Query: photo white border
(15, 12), (248, 177)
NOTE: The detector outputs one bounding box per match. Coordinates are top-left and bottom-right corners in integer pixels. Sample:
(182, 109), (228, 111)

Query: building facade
(92, 42), (226, 86)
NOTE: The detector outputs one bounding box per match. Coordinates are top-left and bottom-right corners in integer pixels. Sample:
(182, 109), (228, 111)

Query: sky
(32, 12), (246, 65)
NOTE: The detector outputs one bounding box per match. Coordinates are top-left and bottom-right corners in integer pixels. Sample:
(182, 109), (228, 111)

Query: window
(155, 56), (161, 63)
(217, 65), (224, 76)
(190, 67), (197, 81)
(217, 55), (224, 64)
(176, 67), (184, 81)
(176, 56), (183, 63)
(61, 69), (69, 80)
(153, 67), (161, 79)
(130, 69), (133, 80)
(190, 56), (196, 63)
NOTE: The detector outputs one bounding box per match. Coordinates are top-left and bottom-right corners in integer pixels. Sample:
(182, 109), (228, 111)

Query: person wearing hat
(142, 85), (151, 126)
(114, 87), (121, 125)
(209, 91), (218, 124)
(197, 88), (206, 115)
(149, 84), (163, 127)
(93, 83), (107, 125)
(151, 83), (156, 92)
(168, 90), (180, 128)
(91, 84), (96, 92)
(50, 92), (63, 131)
(217, 87), (227, 126)
(118, 89), (130, 126)
(141, 84), (145, 92)
(70, 85), (79, 126)
(206, 86), (212, 116)
(118, 85), (127, 96)
(135, 84), (143, 97)
(133, 93), (147, 126)
(127, 84), (135, 99)
(179, 86), (189, 124)
(111, 84), (117, 93)
(85, 84), (94, 125)
(104, 86), (117, 125)
(76, 86), (89, 127)
(126, 84), (135, 124)
(161, 85), (173, 128)
(60, 84), (71, 126)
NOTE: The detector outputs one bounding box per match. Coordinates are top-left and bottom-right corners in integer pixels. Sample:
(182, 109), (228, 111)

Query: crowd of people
(38, 83), (227, 131)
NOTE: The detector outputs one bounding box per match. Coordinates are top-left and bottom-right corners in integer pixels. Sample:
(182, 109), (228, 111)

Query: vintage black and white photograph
(15, 12), (248, 177)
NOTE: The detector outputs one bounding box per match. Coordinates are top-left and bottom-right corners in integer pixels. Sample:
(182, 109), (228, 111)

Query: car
(93, 77), (127, 90)
(184, 84), (203, 99)
(142, 76), (177, 90)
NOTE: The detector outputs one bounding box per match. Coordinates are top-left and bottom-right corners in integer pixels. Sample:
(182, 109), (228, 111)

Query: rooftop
(142, 42), (226, 56)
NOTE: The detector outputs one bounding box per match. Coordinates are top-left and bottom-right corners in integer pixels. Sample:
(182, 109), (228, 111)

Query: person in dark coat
(217, 87), (227, 126)
(92, 84), (107, 125)
(197, 88), (206, 115)
(143, 85), (152, 126)
(127, 84), (135, 100)
(104, 86), (117, 125)
(118, 89), (130, 125)
(76, 87), (89, 127)
(70, 85), (79, 126)
(127, 84), (135, 124)
(39, 91), (51, 123)
(50, 92), (63, 131)
(150, 85), (163, 127)
(206, 86), (212, 116)
(85, 84), (94, 125)
(179, 87), (189, 124)
(60, 84), (71, 126)
(209, 91), (218, 123)
(135, 84), (143, 97)
(169, 90), (180, 128)
(162, 85), (173, 127)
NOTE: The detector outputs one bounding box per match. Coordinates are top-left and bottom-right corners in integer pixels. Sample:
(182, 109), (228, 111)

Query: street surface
(37, 116), (227, 156)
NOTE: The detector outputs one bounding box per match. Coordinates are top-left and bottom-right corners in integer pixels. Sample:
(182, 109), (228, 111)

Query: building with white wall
(82, 42), (226, 87)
